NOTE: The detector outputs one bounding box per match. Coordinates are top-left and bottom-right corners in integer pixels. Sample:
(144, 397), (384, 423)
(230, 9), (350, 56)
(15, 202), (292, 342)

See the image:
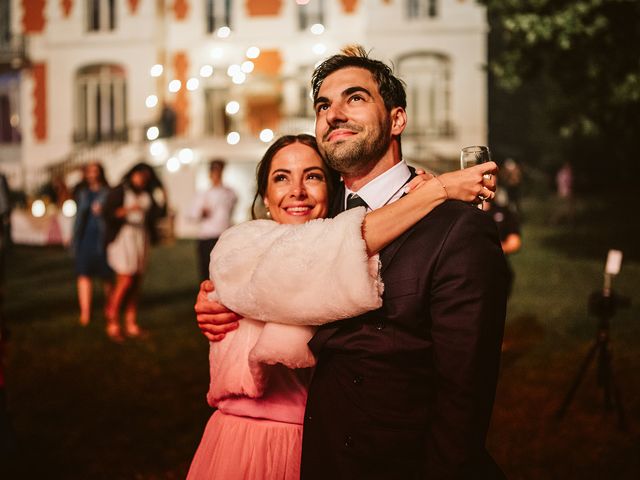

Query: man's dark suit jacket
(301, 179), (508, 480)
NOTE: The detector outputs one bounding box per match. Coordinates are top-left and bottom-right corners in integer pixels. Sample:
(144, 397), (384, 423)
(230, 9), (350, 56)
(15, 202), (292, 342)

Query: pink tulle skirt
(186, 410), (303, 480)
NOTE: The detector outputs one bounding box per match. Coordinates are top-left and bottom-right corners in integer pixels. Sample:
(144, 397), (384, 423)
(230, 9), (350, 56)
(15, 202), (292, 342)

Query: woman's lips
(284, 206), (313, 215)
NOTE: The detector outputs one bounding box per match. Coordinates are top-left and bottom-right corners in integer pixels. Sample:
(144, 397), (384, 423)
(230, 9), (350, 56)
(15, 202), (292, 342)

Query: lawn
(1, 195), (639, 479)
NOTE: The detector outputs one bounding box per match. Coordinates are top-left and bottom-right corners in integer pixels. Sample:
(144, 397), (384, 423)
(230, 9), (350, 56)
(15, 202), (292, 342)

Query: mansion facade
(0, 0), (488, 234)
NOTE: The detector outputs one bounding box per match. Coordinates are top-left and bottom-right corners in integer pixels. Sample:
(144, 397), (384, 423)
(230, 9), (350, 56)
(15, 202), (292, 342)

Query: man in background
(0, 171), (15, 456)
(189, 160), (237, 281)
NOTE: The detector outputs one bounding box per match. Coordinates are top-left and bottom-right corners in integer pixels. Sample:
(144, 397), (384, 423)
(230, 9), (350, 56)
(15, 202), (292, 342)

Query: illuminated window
(204, 87), (232, 137)
(298, 0), (324, 31)
(87, 0), (116, 32)
(297, 65), (314, 118)
(75, 64), (127, 143)
(206, 0), (232, 33)
(407, 0), (438, 19)
(398, 53), (452, 139)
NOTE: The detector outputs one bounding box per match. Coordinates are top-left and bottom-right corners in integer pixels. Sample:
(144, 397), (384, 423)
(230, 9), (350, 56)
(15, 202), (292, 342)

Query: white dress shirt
(189, 185), (237, 239)
(344, 160), (412, 212)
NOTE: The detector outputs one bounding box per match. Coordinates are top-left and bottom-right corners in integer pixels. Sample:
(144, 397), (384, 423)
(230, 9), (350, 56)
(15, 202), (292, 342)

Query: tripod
(555, 291), (628, 430)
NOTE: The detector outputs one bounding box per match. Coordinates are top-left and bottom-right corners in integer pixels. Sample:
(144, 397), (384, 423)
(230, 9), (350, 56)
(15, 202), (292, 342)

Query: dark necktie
(346, 193), (368, 210)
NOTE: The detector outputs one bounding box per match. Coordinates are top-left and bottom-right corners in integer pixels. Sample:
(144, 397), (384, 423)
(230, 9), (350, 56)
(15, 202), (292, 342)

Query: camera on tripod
(588, 249), (631, 321)
(556, 249), (631, 430)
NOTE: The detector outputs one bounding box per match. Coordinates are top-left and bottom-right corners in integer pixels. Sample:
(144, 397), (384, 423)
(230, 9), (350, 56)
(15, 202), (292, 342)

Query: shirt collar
(344, 160), (412, 211)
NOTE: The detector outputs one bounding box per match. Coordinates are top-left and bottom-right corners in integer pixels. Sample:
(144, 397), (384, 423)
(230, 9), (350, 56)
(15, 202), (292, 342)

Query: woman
(71, 162), (112, 326)
(103, 162), (165, 342)
(187, 134), (496, 479)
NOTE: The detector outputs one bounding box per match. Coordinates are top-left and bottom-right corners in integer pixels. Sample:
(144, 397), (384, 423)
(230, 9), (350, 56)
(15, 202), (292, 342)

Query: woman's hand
(405, 169), (435, 193)
(435, 161), (498, 203)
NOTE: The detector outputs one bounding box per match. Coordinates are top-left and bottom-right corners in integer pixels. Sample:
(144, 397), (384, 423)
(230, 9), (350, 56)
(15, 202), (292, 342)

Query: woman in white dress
(103, 163), (166, 341)
(188, 134), (498, 479)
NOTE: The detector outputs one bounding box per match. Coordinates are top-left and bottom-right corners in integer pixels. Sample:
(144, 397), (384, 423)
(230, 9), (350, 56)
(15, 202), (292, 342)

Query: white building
(0, 0), (488, 237)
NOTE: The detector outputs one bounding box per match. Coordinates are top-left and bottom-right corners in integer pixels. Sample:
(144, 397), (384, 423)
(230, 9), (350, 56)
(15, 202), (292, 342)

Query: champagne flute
(460, 145), (491, 209)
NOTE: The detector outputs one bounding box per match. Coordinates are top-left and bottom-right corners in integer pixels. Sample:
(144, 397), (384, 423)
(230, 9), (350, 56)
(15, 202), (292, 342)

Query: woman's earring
(266, 210), (271, 218)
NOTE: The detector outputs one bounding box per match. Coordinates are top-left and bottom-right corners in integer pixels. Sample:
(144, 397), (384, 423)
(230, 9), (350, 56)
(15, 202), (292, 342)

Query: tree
(481, 0), (640, 189)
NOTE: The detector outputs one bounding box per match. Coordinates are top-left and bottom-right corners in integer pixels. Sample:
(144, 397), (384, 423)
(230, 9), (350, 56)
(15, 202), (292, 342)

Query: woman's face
(85, 164), (101, 185)
(130, 170), (150, 190)
(264, 143), (329, 225)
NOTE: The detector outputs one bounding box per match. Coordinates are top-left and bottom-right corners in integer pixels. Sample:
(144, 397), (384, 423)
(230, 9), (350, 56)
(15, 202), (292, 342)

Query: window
(0, 0), (10, 45)
(87, 0), (116, 32)
(0, 72), (21, 144)
(75, 64), (127, 143)
(206, 0), (232, 33)
(398, 53), (452, 139)
(298, 0), (324, 31)
(204, 87), (232, 137)
(407, 0), (438, 19)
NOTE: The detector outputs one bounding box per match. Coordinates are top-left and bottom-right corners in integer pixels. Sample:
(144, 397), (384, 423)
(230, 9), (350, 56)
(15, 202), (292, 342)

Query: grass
(1, 195), (639, 479)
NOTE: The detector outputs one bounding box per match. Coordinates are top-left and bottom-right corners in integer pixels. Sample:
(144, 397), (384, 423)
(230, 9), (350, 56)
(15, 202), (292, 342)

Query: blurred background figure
(159, 102), (177, 139)
(0, 172), (10, 279)
(71, 162), (113, 326)
(0, 171), (15, 457)
(188, 159), (237, 282)
(483, 189), (522, 297)
(553, 161), (575, 225)
(103, 163), (166, 342)
(40, 173), (71, 210)
(500, 158), (523, 214)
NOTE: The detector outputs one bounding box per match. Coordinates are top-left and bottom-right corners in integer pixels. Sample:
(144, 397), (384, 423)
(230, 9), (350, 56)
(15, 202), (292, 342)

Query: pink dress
(187, 208), (383, 480)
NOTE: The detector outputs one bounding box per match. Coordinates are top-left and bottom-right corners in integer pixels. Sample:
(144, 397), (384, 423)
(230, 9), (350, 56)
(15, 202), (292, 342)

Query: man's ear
(390, 107), (407, 136)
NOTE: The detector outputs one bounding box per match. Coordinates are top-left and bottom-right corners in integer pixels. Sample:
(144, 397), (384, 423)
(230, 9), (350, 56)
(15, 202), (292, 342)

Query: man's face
(314, 67), (392, 176)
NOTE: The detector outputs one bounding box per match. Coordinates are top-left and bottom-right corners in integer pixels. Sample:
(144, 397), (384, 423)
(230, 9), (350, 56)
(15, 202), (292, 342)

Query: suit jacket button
(375, 320), (385, 330)
(344, 435), (353, 448)
(306, 415), (313, 421)
(353, 375), (363, 385)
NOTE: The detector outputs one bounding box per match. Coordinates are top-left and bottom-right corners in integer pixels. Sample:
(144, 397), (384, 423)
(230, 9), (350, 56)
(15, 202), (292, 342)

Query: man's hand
(195, 280), (241, 342)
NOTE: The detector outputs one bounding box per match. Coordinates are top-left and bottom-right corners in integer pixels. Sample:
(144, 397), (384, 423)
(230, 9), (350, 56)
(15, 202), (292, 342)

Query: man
(189, 159), (237, 281)
(196, 47), (507, 478)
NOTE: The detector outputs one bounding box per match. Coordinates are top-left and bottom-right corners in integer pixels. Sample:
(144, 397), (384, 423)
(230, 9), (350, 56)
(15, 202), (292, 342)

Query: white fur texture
(206, 208), (383, 405)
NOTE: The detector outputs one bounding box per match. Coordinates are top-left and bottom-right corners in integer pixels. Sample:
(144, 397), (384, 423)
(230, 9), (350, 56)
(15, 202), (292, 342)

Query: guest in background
(0, 172), (14, 456)
(483, 189), (522, 297)
(159, 102), (177, 138)
(189, 159), (237, 281)
(501, 158), (523, 214)
(71, 162), (113, 326)
(40, 174), (71, 209)
(553, 161), (575, 224)
(103, 163), (166, 342)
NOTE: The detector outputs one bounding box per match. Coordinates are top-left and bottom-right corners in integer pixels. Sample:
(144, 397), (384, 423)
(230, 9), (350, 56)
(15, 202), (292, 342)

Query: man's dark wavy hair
(311, 45), (407, 112)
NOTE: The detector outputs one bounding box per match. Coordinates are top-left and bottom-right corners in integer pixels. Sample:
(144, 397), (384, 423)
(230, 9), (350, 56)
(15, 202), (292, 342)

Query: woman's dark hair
(73, 161), (109, 196)
(123, 162), (163, 192)
(251, 134), (340, 219)
(83, 161), (109, 187)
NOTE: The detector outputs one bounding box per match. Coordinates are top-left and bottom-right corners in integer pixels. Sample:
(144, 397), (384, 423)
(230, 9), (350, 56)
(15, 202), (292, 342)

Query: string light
(227, 132), (240, 145)
(260, 129), (274, 143)
(150, 64), (163, 77)
(246, 46), (260, 59)
(145, 95), (158, 108)
(225, 101), (240, 115)
(200, 65), (214, 77)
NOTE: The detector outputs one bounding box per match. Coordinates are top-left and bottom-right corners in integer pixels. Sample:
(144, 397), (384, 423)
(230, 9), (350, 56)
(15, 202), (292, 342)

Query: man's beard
(320, 118), (392, 176)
